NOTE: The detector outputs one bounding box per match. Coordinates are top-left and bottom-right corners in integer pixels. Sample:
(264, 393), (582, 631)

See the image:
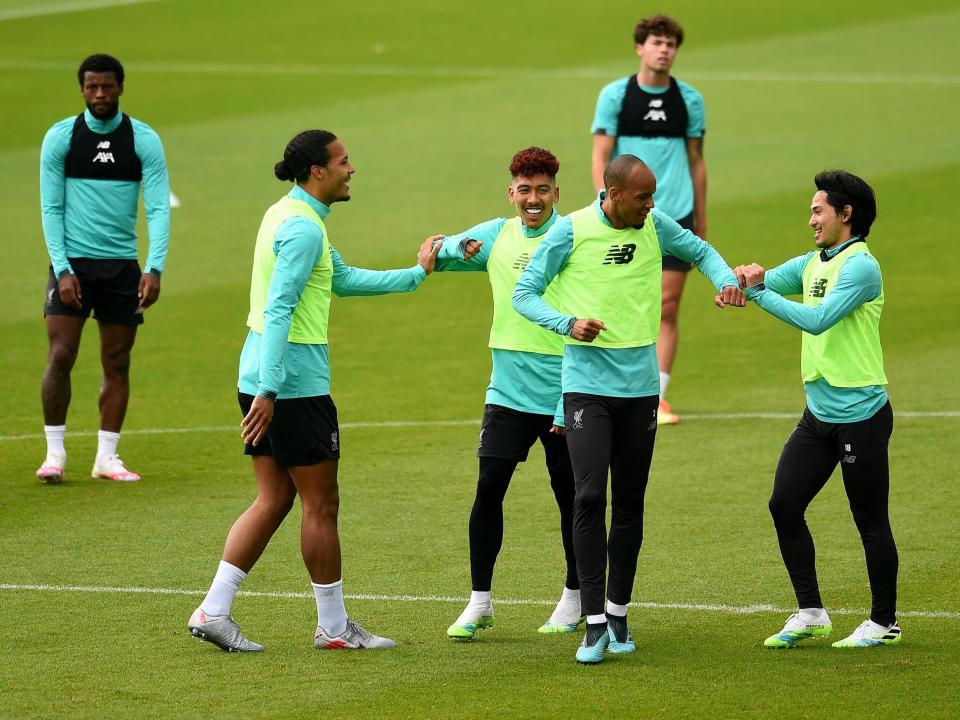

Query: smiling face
(508, 173), (558, 230)
(636, 34), (678, 75)
(81, 71), (122, 120)
(606, 164), (656, 229)
(312, 139), (355, 205)
(809, 190), (852, 249)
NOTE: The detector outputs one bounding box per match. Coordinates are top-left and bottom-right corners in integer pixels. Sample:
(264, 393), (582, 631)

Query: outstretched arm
(742, 254), (881, 334)
(331, 236), (440, 296)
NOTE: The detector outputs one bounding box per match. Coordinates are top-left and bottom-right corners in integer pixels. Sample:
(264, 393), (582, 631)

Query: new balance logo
(477, 428), (485, 449)
(512, 252), (531, 271)
(96, 141), (111, 149)
(92, 151), (115, 163)
(842, 455), (857, 464)
(643, 99), (667, 122)
(809, 278), (828, 298)
(603, 243), (636, 265)
(572, 409), (584, 429)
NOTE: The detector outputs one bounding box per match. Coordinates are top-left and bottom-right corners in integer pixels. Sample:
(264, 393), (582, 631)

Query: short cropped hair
(78, 54), (124, 86)
(603, 154), (648, 190)
(814, 170), (877, 239)
(634, 14), (684, 46)
(509, 147), (559, 180)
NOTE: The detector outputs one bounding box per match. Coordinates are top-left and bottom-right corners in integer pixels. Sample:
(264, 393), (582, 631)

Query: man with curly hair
(433, 147), (582, 641)
(591, 14), (707, 426)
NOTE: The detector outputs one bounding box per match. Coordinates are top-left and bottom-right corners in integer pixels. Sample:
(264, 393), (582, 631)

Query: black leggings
(769, 402), (898, 626)
(469, 430), (577, 592)
(564, 393), (658, 616)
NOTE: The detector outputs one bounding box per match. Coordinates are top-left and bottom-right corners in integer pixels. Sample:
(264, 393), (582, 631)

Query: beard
(86, 100), (119, 121)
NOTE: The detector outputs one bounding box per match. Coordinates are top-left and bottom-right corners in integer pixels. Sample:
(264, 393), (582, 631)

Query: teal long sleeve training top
(745, 237), (888, 422)
(239, 185), (427, 399)
(435, 210), (564, 424)
(513, 193), (738, 397)
(40, 108), (170, 277)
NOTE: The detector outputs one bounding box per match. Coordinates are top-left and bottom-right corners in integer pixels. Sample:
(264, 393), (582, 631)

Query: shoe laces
(346, 620), (373, 642)
(782, 613), (808, 632)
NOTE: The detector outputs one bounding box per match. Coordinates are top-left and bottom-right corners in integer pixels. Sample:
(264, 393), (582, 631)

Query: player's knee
(661, 298), (680, 324)
(101, 349), (131, 376)
(47, 342), (78, 372)
(768, 495), (801, 523)
(575, 484), (607, 513)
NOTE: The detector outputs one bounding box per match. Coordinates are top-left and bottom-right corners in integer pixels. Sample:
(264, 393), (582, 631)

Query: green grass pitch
(1, 1), (959, 718)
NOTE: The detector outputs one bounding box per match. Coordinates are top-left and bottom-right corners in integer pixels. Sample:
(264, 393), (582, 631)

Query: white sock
(469, 590), (492, 609)
(560, 587), (580, 604)
(97, 430), (120, 461)
(658, 372), (671, 400)
(587, 613), (607, 625)
(799, 607), (829, 623)
(44, 425), (66, 460)
(313, 579), (348, 636)
(200, 560), (247, 617)
(606, 600), (628, 617)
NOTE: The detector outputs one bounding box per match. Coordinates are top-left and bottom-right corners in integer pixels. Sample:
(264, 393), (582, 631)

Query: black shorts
(238, 392), (340, 467)
(476, 403), (560, 461)
(44, 258), (144, 325)
(662, 212), (695, 273)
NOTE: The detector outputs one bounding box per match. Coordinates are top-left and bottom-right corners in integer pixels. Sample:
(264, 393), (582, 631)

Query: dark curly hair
(78, 54), (124, 86)
(634, 15), (684, 46)
(509, 147), (559, 180)
(274, 130), (338, 183)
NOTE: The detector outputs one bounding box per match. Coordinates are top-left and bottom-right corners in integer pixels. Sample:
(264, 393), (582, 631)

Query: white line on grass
(0, 0), (161, 22)
(1, 412), (957, 443)
(1, 583), (956, 619)
(1, 58), (959, 86)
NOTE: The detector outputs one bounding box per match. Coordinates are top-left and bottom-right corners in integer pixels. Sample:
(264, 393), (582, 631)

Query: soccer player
(736, 171), (902, 649)
(37, 54), (170, 483)
(188, 130), (442, 652)
(432, 147), (581, 640)
(591, 14), (707, 425)
(513, 155), (743, 664)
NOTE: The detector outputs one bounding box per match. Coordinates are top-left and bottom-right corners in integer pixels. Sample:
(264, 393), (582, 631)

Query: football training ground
(1, 1), (958, 717)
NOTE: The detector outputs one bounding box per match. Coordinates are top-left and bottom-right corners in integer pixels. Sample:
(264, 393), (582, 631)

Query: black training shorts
(238, 392), (340, 467)
(477, 403), (561, 461)
(662, 212), (696, 273)
(44, 258), (144, 325)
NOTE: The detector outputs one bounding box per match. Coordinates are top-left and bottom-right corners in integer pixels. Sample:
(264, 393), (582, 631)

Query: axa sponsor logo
(92, 151), (116, 163)
(512, 252), (531, 271)
(603, 243), (636, 265)
(809, 278), (828, 298)
(643, 98), (667, 122)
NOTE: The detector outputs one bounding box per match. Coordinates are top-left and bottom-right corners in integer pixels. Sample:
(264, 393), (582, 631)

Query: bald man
(513, 155), (743, 664)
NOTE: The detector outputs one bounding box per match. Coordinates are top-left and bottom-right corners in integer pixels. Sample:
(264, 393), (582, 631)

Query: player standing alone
(591, 15), (706, 425)
(36, 54), (170, 484)
(737, 171), (902, 649)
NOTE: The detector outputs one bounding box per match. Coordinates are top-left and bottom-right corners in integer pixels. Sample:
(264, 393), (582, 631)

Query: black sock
(585, 621), (607, 645)
(607, 613), (629, 642)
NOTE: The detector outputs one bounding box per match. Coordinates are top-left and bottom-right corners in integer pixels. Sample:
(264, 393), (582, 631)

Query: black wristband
(147, 268), (162, 279)
(257, 391), (277, 401)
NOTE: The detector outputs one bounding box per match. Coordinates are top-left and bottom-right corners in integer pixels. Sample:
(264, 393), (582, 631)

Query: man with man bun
(188, 129), (442, 652)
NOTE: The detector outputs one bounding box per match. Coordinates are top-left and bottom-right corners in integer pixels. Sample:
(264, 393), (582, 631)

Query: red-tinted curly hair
(509, 147), (559, 180)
